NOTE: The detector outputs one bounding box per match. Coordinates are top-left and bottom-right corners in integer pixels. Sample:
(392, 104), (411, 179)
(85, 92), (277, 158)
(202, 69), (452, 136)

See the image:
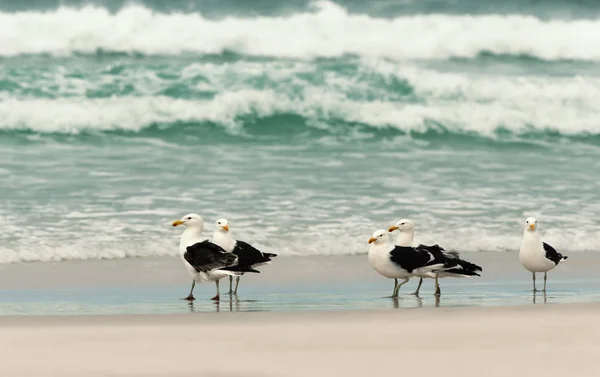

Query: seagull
(172, 213), (258, 301)
(211, 218), (277, 295)
(519, 217), (568, 292)
(367, 229), (445, 298)
(388, 219), (482, 296)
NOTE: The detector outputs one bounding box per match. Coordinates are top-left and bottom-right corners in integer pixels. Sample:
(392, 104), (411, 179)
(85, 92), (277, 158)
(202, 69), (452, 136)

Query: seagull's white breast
(519, 231), (556, 273)
(368, 243), (411, 279)
(211, 231), (236, 253)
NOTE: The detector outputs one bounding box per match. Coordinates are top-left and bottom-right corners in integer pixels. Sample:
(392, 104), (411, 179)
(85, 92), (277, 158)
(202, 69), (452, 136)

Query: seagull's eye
(187, 217), (191, 220)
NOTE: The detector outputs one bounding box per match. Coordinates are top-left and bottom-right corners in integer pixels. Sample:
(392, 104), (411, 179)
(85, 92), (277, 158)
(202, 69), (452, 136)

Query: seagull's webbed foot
(182, 295), (195, 301)
(210, 294), (220, 301)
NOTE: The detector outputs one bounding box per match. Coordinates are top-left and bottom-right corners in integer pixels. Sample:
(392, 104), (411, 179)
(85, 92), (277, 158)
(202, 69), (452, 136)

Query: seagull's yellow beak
(368, 237), (376, 244)
(222, 225), (229, 232)
(172, 220), (184, 227)
(388, 225), (399, 232)
(529, 223), (535, 230)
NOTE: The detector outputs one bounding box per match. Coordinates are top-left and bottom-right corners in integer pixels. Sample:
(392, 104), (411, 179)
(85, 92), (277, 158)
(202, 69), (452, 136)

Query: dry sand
(2, 302), (600, 377)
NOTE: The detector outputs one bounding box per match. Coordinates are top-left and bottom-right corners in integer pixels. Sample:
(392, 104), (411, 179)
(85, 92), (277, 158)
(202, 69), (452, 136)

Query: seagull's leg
(434, 275), (441, 296)
(411, 278), (423, 296)
(532, 272), (537, 293)
(183, 280), (196, 301)
(228, 276), (233, 294)
(233, 276), (241, 295)
(392, 278), (410, 298)
(387, 279), (399, 298)
(210, 279), (220, 301)
(543, 272), (547, 292)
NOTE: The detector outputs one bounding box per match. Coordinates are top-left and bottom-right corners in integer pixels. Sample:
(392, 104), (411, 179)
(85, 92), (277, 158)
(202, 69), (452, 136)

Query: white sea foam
(0, 224), (597, 264)
(1, 70), (600, 137)
(0, 1), (597, 60)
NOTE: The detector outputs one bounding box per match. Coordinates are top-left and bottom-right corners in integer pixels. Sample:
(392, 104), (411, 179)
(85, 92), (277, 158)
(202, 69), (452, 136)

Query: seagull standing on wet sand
(172, 213), (259, 301)
(211, 218), (277, 295)
(519, 217), (568, 292)
(388, 219), (482, 296)
(368, 229), (445, 298)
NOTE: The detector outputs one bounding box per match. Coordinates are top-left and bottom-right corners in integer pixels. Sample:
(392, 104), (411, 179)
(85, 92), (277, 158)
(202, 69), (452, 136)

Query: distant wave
(0, 1), (599, 61)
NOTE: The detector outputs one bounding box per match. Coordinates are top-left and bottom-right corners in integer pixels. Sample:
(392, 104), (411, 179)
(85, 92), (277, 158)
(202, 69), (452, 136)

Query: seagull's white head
(368, 229), (388, 244)
(388, 219), (414, 233)
(172, 213), (204, 228)
(215, 218), (230, 232)
(525, 217), (538, 232)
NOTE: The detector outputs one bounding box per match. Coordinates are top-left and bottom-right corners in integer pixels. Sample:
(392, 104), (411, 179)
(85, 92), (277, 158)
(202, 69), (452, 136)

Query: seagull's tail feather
(253, 252), (278, 266)
(219, 265), (260, 275)
(438, 269), (481, 278)
(456, 259), (483, 272)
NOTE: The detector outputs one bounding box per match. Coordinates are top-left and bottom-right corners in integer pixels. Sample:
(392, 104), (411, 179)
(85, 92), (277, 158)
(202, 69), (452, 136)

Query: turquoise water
(1, 0), (600, 264)
(2, 278), (599, 315)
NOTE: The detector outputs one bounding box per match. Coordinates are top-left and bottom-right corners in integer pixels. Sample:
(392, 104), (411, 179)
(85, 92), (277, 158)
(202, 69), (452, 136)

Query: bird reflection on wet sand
(187, 295), (262, 313)
(533, 291), (548, 305)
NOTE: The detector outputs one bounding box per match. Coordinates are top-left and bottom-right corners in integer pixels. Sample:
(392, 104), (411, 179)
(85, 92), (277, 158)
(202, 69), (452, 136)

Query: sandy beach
(2, 303), (599, 377)
(1, 253), (599, 376)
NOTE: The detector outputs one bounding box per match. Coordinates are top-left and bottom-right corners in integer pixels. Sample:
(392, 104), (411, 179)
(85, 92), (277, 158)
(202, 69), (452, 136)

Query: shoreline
(0, 252), (598, 316)
(2, 250), (595, 287)
(1, 300), (598, 324)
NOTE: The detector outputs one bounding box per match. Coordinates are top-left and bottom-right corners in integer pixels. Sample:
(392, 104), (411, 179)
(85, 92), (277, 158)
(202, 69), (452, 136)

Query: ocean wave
(0, 1), (598, 61)
(1, 86), (600, 142)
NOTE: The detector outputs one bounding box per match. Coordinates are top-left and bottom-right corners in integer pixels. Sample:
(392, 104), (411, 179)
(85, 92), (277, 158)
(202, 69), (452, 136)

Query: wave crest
(1, 92), (599, 142)
(1, 1), (599, 61)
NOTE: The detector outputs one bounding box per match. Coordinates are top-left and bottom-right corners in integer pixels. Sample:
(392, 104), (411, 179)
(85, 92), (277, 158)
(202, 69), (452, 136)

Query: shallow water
(1, 275), (598, 316)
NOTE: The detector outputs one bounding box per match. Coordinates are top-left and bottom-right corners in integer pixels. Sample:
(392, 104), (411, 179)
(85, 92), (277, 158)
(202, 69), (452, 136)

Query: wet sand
(0, 252), (599, 315)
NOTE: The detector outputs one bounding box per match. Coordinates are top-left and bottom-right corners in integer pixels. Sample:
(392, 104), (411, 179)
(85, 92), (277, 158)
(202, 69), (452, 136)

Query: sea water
(1, 0), (600, 265)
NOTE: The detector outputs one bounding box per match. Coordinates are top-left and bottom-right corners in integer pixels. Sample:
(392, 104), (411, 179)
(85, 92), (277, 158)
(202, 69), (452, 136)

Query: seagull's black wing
(389, 246), (440, 273)
(184, 240), (238, 273)
(417, 244), (483, 276)
(415, 244), (453, 268)
(543, 242), (567, 265)
(233, 240), (277, 267)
